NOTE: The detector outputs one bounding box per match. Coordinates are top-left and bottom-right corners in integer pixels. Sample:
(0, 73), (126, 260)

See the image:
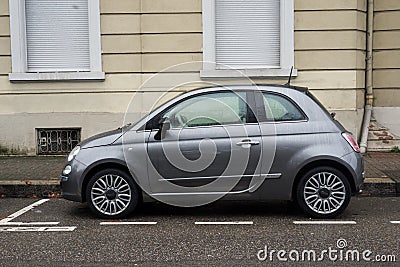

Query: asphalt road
(0, 197), (399, 266)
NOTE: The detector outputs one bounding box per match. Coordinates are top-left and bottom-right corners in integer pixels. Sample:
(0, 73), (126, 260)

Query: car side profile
(61, 85), (364, 219)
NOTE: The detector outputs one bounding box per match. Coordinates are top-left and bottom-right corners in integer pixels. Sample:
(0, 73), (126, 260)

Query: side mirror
(154, 118), (171, 140)
(163, 118), (171, 130)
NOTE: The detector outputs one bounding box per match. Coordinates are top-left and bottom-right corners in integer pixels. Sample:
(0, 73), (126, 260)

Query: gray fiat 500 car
(61, 85), (364, 219)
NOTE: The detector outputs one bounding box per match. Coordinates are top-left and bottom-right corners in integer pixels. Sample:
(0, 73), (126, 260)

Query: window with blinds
(215, 0), (281, 69)
(201, 0), (294, 78)
(25, 0), (90, 72)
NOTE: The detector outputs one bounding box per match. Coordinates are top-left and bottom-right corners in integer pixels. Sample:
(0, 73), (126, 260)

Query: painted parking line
(0, 199), (78, 231)
(390, 221), (400, 224)
(0, 222), (60, 226)
(293, 221), (357, 225)
(0, 199), (50, 223)
(195, 221), (253, 225)
(100, 222), (157, 225)
(0, 226), (76, 232)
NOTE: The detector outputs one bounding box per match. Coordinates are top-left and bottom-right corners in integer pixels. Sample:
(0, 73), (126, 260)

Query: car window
(163, 92), (248, 128)
(263, 93), (305, 122)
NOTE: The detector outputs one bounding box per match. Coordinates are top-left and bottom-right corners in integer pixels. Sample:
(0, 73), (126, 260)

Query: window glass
(263, 93), (305, 121)
(163, 92), (247, 128)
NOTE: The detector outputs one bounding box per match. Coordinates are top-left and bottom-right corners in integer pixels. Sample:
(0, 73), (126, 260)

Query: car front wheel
(296, 167), (351, 219)
(86, 168), (139, 219)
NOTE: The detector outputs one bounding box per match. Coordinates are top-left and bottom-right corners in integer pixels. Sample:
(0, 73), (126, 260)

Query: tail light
(342, 132), (360, 153)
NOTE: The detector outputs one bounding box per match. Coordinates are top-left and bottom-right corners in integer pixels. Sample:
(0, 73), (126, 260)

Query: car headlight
(62, 165), (72, 175)
(67, 146), (80, 162)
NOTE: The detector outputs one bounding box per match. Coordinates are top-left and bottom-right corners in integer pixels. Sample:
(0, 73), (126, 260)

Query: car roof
(187, 84), (309, 94)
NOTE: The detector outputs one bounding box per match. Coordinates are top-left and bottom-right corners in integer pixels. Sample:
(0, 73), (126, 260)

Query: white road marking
(390, 221), (400, 224)
(0, 199), (49, 223)
(195, 221), (253, 225)
(100, 222), (157, 225)
(293, 221), (357, 225)
(0, 226), (76, 232)
(0, 222), (60, 226)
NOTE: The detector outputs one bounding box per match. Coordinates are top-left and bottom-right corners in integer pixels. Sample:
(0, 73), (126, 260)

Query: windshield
(127, 91), (186, 128)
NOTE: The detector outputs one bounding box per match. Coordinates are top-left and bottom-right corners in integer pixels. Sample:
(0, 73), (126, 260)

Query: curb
(0, 178), (399, 198)
(391, 176), (400, 195)
(0, 180), (60, 198)
(359, 177), (398, 197)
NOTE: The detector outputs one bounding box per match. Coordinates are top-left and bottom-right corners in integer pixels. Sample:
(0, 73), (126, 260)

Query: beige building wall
(293, 0), (366, 139)
(0, 0), (367, 154)
(372, 0), (400, 136)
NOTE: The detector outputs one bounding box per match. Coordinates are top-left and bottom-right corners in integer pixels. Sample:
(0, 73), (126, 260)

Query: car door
(145, 90), (262, 198)
(255, 90), (309, 198)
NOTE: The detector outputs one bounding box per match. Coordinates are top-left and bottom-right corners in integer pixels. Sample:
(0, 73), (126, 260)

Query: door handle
(236, 139), (260, 147)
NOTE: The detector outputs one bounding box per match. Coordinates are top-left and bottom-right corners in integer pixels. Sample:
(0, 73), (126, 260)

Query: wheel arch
(291, 158), (357, 200)
(81, 159), (139, 202)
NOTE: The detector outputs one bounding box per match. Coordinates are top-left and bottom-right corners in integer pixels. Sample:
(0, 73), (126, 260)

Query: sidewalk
(0, 153), (399, 197)
(363, 152), (400, 196)
(0, 156), (65, 198)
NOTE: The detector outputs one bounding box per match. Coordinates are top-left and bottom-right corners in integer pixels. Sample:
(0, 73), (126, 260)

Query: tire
(295, 166), (351, 219)
(86, 168), (139, 219)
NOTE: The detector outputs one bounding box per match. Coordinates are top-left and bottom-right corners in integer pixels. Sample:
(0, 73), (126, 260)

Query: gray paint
(61, 85), (364, 206)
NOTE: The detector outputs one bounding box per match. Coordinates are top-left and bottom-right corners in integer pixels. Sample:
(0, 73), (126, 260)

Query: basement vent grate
(37, 128), (81, 155)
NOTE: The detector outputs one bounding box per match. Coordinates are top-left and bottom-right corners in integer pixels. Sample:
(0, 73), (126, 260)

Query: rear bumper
(354, 155), (365, 193)
(340, 152), (364, 193)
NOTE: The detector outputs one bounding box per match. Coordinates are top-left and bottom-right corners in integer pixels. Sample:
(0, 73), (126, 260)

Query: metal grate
(37, 128), (81, 155)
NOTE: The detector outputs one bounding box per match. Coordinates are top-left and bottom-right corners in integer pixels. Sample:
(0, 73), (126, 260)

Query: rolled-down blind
(25, 0), (90, 72)
(215, 0), (280, 69)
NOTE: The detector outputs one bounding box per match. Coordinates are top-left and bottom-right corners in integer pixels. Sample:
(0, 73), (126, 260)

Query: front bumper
(60, 158), (88, 202)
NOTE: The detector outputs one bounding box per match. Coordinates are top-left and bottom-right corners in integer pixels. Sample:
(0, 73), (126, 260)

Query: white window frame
(201, 0), (296, 79)
(8, 0), (104, 82)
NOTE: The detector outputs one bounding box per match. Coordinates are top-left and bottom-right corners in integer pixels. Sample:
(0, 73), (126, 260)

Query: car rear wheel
(296, 167), (351, 218)
(86, 168), (139, 219)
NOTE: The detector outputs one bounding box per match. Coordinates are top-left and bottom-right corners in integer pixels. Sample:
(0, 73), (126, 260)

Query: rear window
(263, 93), (305, 121)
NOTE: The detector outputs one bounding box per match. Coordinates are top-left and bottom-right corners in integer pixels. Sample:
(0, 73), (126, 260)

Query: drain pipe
(359, 0), (374, 153)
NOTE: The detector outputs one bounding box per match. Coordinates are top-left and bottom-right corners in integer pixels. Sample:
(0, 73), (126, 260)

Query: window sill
(200, 68), (297, 79)
(9, 72), (105, 82)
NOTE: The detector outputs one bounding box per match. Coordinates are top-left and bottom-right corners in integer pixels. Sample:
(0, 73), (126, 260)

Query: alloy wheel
(90, 174), (132, 216)
(303, 172), (346, 215)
